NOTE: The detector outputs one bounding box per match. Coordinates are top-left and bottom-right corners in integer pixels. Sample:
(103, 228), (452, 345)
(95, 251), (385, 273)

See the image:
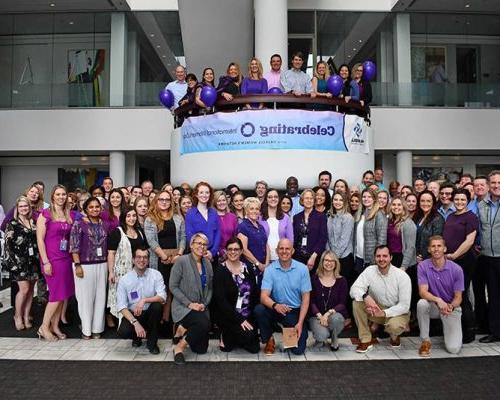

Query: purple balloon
(363, 61), (376, 81)
(326, 75), (343, 96)
(159, 89), (174, 108)
(200, 86), (217, 107)
(267, 87), (283, 94)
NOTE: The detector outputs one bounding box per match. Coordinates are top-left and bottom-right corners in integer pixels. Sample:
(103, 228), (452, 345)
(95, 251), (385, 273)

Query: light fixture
(81, 156), (88, 161)
(162, 55), (166, 58)
(50, 3), (56, 7)
(150, 33), (155, 37)
(432, 155), (440, 161)
(358, 39), (363, 43)
(347, 55), (351, 58)
(353, 48), (356, 51)
(156, 45), (161, 48)
(465, 4), (470, 8)
(69, 21), (74, 25)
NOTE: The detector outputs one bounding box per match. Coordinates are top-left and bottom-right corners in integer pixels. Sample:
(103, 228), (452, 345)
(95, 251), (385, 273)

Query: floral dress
(4, 219), (39, 281)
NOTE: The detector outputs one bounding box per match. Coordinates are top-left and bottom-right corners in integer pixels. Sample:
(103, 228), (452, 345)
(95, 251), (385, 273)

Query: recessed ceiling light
(347, 55), (351, 58)
(358, 39), (363, 43)
(465, 4), (470, 8)
(353, 48), (356, 51)
(162, 55), (166, 58)
(50, 3), (55, 6)
(150, 33), (155, 37)
(69, 21), (74, 25)
(156, 45), (161, 48)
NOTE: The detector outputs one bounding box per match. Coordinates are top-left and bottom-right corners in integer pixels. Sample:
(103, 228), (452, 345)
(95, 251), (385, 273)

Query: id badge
(301, 237), (307, 247)
(28, 247), (34, 256)
(96, 247), (103, 257)
(236, 296), (244, 310)
(59, 239), (68, 251)
(130, 291), (139, 301)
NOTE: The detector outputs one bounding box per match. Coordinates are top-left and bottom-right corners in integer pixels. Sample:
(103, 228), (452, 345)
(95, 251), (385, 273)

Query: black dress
(212, 262), (260, 353)
(157, 219), (177, 287)
(4, 219), (39, 281)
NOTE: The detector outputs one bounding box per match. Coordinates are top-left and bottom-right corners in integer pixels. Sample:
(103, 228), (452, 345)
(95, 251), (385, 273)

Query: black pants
(179, 310), (210, 354)
(455, 252), (476, 340)
(117, 302), (162, 348)
(484, 256), (500, 337)
(219, 318), (260, 354)
(473, 255), (489, 331)
(391, 253), (404, 268)
(339, 254), (355, 317)
(406, 264), (419, 313)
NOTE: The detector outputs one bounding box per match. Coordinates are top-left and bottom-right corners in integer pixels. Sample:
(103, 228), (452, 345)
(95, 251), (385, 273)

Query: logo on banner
(353, 122), (362, 137)
(240, 122), (255, 137)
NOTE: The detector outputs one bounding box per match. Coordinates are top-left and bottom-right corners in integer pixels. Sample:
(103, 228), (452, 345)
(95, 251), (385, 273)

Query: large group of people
(1, 168), (499, 364)
(167, 52), (372, 124)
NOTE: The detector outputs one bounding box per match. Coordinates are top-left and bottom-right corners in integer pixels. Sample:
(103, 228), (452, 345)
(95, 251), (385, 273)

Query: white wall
(170, 127), (375, 190)
(0, 108), (173, 152)
(1, 165), (57, 211)
(371, 107), (500, 150)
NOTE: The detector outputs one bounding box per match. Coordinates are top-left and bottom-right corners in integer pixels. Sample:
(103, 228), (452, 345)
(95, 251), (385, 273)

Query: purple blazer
(292, 209), (328, 256)
(258, 214), (294, 241)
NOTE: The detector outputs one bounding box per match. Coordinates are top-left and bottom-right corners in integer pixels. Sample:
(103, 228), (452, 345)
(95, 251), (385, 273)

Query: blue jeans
(254, 304), (308, 355)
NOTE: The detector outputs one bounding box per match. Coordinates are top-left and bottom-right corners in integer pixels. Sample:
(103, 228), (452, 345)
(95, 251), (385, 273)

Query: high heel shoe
(37, 327), (58, 342)
(54, 332), (67, 340)
(23, 317), (33, 329)
(14, 316), (25, 331)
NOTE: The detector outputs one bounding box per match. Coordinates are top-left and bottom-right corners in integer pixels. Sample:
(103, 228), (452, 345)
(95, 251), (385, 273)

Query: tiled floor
(1, 287), (499, 362)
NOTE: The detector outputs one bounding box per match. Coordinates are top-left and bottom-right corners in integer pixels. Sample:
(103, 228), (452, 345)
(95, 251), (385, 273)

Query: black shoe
(172, 335), (184, 345)
(148, 345), (160, 355)
(330, 345), (339, 352)
(132, 338), (142, 348)
(174, 351), (186, 365)
(462, 335), (475, 344)
(479, 335), (500, 344)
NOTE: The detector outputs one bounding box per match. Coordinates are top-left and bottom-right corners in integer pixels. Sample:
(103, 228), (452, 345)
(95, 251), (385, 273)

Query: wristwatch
(254, 261), (260, 268)
(271, 302), (277, 310)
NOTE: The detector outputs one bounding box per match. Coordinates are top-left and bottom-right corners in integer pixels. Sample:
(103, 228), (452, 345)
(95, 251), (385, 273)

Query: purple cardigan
(292, 209), (328, 256)
(258, 214), (294, 241)
(309, 275), (349, 318)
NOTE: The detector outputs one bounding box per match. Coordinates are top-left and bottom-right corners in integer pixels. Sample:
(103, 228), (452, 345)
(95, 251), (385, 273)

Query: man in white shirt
(165, 65), (188, 110)
(350, 245), (411, 353)
(280, 52), (312, 96)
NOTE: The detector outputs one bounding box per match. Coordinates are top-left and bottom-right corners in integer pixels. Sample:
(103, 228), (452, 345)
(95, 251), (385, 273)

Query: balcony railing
(0, 82), (499, 109)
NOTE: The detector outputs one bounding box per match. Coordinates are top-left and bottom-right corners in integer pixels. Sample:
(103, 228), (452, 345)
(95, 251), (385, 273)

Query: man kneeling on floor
(116, 248), (166, 354)
(417, 235), (464, 357)
(255, 239), (311, 355)
(350, 245), (411, 353)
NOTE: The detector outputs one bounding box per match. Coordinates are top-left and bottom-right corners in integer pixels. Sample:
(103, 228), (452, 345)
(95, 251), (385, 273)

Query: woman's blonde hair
(316, 250), (341, 278)
(389, 197), (410, 233)
(147, 190), (173, 228)
(24, 184), (44, 211)
(351, 63), (362, 80)
(212, 190), (229, 213)
(377, 189), (391, 216)
(299, 189), (316, 207)
(49, 184), (72, 223)
(359, 188), (381, 221)
(314, 61), (331, 80)
(243, 197), (261, 212)
(13, 195), (33, 220)
(248, 57), (263, 79)
(227, 62), (243, 84)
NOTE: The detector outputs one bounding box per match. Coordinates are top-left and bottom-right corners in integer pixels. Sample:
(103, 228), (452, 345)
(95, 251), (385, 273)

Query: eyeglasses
(135, 256), (149, 260)
(439, 192), (452, 197)
(324, 259), (336, 264)
(227, 247), (242, 252)
(158, 198), (171, 202)
(193, 241), (208, 247)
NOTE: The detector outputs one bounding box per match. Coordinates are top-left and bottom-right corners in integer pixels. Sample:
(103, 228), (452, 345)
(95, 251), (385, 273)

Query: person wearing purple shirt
(417, 236), (465, 356)
(241, 57), (268, 109)
(237, 197), (270, 283)
(443, 188), (479, 343)
(292, 189), (327, 272)
(70, 197), (111, 339)
(213, 191), (238, 259)
(308, 251), (348, 351)
(185, 182), (221, 260)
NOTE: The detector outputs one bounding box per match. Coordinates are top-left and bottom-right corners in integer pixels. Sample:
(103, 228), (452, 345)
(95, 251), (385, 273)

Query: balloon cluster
(326, 61), (377, 96)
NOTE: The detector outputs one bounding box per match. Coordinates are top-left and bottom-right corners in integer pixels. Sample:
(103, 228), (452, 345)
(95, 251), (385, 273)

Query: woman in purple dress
(213, 190), (238, 262)
(36, 185), (77, 341)
(241, 57), (268, 109)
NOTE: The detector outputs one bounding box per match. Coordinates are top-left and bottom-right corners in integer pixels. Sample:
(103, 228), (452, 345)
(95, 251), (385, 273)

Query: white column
(110, 13), (127, 107)
(125, 153), (137, 185)
(396, 151), (413, 185)
(393, 14), (412, 106)
(110, 151), (126, 187)
(255, 0), (288, 68)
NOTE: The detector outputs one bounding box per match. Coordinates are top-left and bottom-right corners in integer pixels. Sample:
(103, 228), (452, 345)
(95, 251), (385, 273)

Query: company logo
(353, 122), (362, 137)
(240, 122), (255, 137)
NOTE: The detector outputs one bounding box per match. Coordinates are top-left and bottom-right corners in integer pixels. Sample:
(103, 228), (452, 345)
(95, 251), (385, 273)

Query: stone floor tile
(0, 349), (38, 359)
(366, 350), (400, 360)
(335, 351), (369, 361)
(59, 349), (107, 361)
(102, 350), (137, 361)
(30, 350), (66, 360)
(304, 350), (338, 361)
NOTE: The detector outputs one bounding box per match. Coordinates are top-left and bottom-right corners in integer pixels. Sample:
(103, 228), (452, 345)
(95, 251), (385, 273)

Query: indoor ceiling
(393, 0), (500, 13)
(0, 0), (129, 13)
